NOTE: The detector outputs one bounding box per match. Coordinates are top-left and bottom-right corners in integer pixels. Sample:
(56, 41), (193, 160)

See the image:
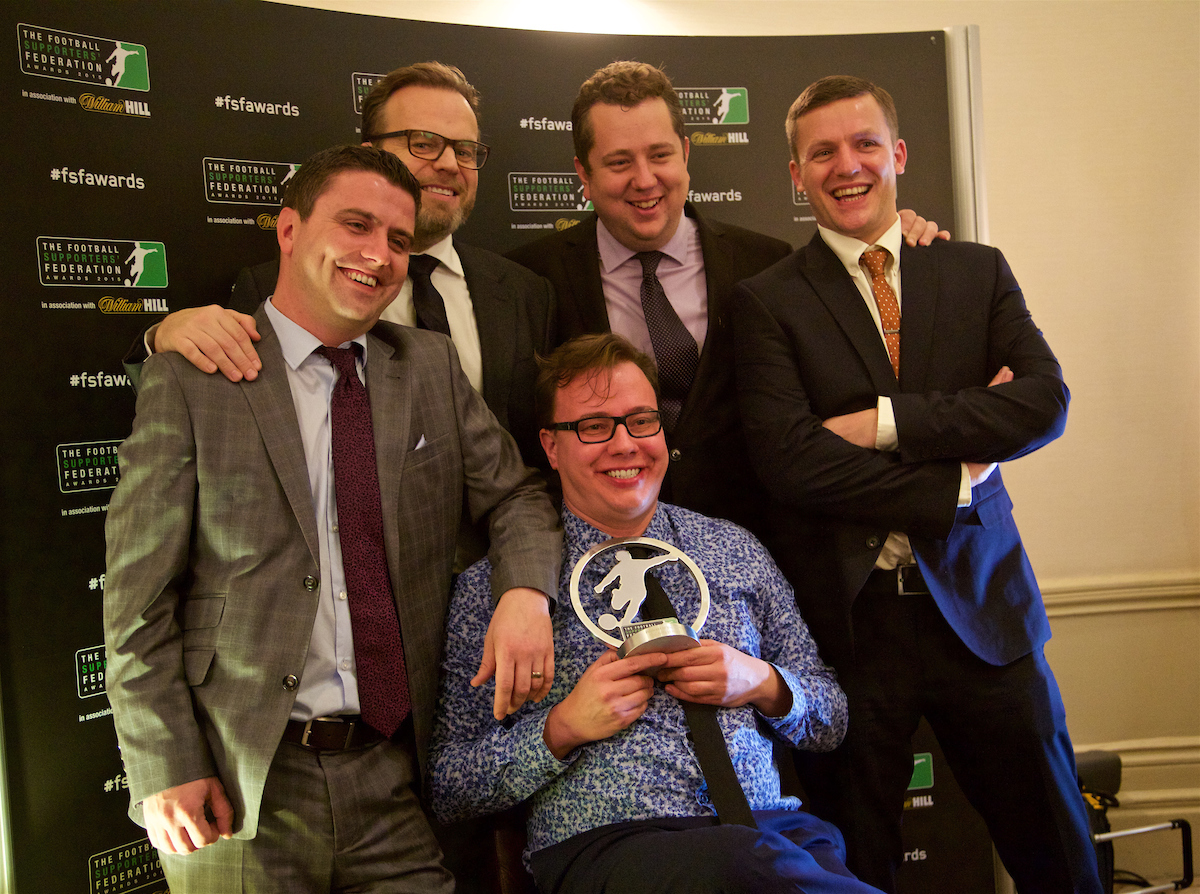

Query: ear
(573, 156), (591, 201)
(681, 136), (690, 167)
(539, 428), (559, 471)
(276, 207), (300, 255)
(789, 159), (806, 193)
(892, 138), (907, 176)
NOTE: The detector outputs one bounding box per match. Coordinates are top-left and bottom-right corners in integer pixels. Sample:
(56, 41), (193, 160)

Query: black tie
(408, 254), (451, 336)
(316, 345), (410, 736)
(638, 555), (757, 827)
(635, 251), (699, 430)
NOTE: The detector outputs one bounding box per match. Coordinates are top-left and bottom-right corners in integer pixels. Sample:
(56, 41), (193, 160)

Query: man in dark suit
(509, 62), (941, 531)
(131, 61), (553, 472)
(732, 76), (1100, 893)
(105, 145), (561, 891)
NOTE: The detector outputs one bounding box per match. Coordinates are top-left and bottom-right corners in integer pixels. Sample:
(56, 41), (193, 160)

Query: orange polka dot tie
(861, 248), (900, 379)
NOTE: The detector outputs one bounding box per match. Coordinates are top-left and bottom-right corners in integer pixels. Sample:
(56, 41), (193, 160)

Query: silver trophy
(570, 537), (710, 658)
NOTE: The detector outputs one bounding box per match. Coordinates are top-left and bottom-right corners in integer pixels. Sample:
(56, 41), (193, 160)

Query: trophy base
(617, 618), (700, 658)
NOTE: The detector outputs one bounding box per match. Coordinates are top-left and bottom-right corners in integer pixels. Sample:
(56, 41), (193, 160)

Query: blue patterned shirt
(430, 504), (847, 858)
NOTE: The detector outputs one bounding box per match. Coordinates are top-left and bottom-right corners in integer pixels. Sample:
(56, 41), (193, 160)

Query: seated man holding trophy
(430, 334), (881, 894)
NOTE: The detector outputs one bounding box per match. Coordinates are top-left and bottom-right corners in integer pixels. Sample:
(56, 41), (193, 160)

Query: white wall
(283, 0), (1200, 882)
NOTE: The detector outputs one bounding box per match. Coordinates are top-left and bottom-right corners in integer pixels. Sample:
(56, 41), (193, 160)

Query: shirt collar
(596, 212), (696, 274)
(265, 298), (369, 371)
(818, 215), (904, 278)
(414, 233), (464, 279)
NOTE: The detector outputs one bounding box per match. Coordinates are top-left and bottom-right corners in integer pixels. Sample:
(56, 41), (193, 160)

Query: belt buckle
(299, 717), (356, 750)
(897, 565), (919, 596)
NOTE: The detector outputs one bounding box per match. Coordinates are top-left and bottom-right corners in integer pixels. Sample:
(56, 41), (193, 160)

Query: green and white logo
(678, 87), (749, 125)
(18, 24), (150, 91)
(38, 237), (168, 288)
(908, 752), (934, 790)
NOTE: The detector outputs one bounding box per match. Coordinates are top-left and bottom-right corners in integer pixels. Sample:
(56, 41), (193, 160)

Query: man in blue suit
(732, 76), (1101, 894)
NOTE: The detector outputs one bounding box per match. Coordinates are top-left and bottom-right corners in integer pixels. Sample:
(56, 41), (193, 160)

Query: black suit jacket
(507, 204), (791, 531)
(733, 233), (1069, 669)
(223, 240), (555, 470)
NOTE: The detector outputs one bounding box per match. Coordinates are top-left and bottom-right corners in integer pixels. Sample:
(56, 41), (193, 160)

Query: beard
(413, 190), (476, 251)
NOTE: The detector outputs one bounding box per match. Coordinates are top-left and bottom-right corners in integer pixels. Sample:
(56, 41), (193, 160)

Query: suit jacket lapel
(567, 216), (612, 334)
(240, 310), (321, 564)
(363, 328), (411, 597)
(896, 243), (939, 392)
(804, 234), (899, 396)
(457, 239), (513, 423)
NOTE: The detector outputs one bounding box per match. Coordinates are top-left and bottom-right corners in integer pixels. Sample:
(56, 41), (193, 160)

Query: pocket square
(414, 434), (427, 450)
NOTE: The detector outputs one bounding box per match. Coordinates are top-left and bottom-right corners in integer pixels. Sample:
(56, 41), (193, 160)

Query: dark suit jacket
(104, 307), (561, 837)
(733, 233), (1069, 670)
(507, 204), (791, 531)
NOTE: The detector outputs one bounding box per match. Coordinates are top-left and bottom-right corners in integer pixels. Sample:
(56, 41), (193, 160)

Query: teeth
(833, 185), (869, 199)
(424, 185), (455, 197)
(606, 469), (640, 479)
(345, 269), (378, 287)
(630, 199), (659, 209)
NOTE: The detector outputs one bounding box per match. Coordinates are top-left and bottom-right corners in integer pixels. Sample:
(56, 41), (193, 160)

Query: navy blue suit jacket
(733, 232), (1068, 669)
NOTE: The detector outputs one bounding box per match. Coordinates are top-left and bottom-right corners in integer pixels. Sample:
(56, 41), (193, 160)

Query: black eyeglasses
(365, 129), (491, 170)
(550, 411), (663, 444)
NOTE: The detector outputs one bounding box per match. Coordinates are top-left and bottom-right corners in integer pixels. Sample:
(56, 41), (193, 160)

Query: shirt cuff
(875, 396), (898, 452)
(144, 322), (160, 356)
(957, 464), (972, 507)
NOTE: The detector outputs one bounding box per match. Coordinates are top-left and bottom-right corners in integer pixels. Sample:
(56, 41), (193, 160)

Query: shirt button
(340, 659), (350, 671)
(339, 591), (348, 601)
(670, 448), (682, 462)
(303, 576), (319, 591)
(866, 535), (882, 549)
(332, 523), (339, 533)
(282, 675), (299, 691)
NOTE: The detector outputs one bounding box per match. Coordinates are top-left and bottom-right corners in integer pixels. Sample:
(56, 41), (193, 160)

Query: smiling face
(274, 168), (415, 346)
(789, 93), (907, 246)
(540, 361), (667, 538)
(575, 98), (690, 253)
(367, 84), (479, 251)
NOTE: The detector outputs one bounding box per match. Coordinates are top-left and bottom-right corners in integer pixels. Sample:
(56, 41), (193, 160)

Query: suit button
(866, 535), (882, 549)
(282, 675), (299, 691)
(670, 449), (682, 462)
(303, 575), (318, 591)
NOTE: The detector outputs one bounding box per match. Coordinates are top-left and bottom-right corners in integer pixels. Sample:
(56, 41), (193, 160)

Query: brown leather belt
(282, 715), (384, 752)
(863, 564), (930, 597)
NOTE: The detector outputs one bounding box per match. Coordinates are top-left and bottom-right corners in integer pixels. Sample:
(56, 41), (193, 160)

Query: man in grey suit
(104, 145), (561, 891)
(126, 62), (558, 716)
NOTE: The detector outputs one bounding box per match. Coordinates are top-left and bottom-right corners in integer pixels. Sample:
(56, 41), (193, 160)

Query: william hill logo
(257, 213), (279, 230)
(98, 296), (169, 314)
(38, 237), (168, 288)
(18, 24), (150, 91)
(79, 92), (150, 118)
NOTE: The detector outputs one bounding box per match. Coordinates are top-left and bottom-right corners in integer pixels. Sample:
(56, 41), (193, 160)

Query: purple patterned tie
(636, 251), (699, 430)
(317, 345), (410, 736)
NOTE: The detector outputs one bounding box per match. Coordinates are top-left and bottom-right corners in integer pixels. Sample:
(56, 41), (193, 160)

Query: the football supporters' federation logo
(204, 158), (299, 205)
(352, 71), (384, 115)
(38, 238), (168, 288)
(509, 173), (592, 213)
(89, 838), (165, 894)
(678, 87), (749, 125)
(18, 24), (150, 91)
(58, 440), (122, 494)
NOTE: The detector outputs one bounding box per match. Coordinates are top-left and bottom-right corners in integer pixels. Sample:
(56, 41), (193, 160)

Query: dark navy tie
(635, 251), (698, 429)
(408, 254), (452, 336)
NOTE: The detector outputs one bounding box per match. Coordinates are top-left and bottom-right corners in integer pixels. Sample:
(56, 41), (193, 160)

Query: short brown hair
(361, 61), (481, 141)
(535, 334), (659, 428)
(786, 76), (900, 164)
(282, 145), (421, 220)
(571, 61), (685, 171)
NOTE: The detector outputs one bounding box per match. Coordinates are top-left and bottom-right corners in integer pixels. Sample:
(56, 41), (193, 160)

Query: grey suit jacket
(507, 204), (791, 531)
(104, 307), (561, 837)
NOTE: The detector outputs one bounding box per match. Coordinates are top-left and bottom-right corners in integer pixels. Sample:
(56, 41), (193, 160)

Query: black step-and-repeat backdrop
(2, 2), (958, 891)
